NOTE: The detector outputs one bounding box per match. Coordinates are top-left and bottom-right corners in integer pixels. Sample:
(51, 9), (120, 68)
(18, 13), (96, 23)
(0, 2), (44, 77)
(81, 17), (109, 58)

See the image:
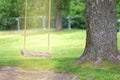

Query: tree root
(108, 55), (120, 65)
(78, 53), (120, 66)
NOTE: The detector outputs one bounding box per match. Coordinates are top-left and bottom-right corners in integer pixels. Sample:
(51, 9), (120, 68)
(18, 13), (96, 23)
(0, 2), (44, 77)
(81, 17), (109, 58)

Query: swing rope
(24, 0), (27, 50)
(48, 0), (51, 52)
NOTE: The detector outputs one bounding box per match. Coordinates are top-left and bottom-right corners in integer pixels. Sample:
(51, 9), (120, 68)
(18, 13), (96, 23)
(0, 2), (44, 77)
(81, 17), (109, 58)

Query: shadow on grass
(0, 57), (80, 72)
(0, 58), (54, 70)
(52, 57), (82, 73)
(1, 57), (120, 80)
(52, 57), (120, 80)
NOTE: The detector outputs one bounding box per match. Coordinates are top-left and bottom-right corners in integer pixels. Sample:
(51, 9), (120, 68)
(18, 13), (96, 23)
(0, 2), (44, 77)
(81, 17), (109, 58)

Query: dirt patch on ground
(0, 66), (79, 80)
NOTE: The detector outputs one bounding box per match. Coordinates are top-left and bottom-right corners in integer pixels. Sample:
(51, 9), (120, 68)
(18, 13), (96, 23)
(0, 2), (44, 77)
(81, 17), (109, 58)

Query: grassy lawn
(0, 29), (120, 80)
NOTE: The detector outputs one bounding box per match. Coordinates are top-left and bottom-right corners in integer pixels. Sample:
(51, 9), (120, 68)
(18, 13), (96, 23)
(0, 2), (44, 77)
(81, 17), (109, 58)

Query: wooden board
(21, 51), (51, 58)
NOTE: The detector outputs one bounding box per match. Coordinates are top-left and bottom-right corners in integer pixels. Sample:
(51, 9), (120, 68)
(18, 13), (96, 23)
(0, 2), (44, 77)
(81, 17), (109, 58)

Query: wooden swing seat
(21, 51), (51, 58)
(21, 0), (51, 59)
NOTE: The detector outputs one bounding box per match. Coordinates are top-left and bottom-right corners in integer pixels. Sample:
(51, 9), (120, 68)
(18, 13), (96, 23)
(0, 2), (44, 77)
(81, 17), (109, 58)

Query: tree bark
(55, 5), (63, 31)
(79, 0), (120, 65)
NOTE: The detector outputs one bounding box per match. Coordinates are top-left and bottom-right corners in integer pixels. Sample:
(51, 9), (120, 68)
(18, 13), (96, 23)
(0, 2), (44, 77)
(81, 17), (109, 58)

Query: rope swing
(21, 0), (52, 58)
(48, 0), (51, 52)
(24, 0), (27, 50)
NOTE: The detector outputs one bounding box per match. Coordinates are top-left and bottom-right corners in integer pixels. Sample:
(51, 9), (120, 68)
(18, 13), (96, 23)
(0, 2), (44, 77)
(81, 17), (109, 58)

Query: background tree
(53, 0), (71, 31)
(79, 0), (120, 65)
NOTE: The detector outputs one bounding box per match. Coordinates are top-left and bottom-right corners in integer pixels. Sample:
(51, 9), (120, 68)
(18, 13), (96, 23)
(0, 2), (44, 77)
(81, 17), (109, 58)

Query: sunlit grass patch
(0, 29), (120, 80)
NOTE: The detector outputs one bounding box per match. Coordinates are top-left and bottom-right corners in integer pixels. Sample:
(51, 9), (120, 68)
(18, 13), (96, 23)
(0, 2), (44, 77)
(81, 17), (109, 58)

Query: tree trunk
(79, 0), (120, 65)
(55, 5), (63, 31)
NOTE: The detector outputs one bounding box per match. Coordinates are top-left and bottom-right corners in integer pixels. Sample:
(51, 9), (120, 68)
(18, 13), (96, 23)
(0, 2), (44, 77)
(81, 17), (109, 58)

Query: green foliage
(24, 0), (50, 29)
(27, 0), (48, 16)
(117, 0), (120, 18)
(62, 0), (86, 29)
(53, 0), (71, 10)
(0, 0), (49, 30)
(0, 0), (120, 30)
(69, 0), (86, 29)
(69, 0), (85, 17)
(0, 0), (24, 30)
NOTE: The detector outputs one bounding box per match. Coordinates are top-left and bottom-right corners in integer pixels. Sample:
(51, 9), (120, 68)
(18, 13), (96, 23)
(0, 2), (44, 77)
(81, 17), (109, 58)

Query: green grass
(0, 29), (120, 80)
